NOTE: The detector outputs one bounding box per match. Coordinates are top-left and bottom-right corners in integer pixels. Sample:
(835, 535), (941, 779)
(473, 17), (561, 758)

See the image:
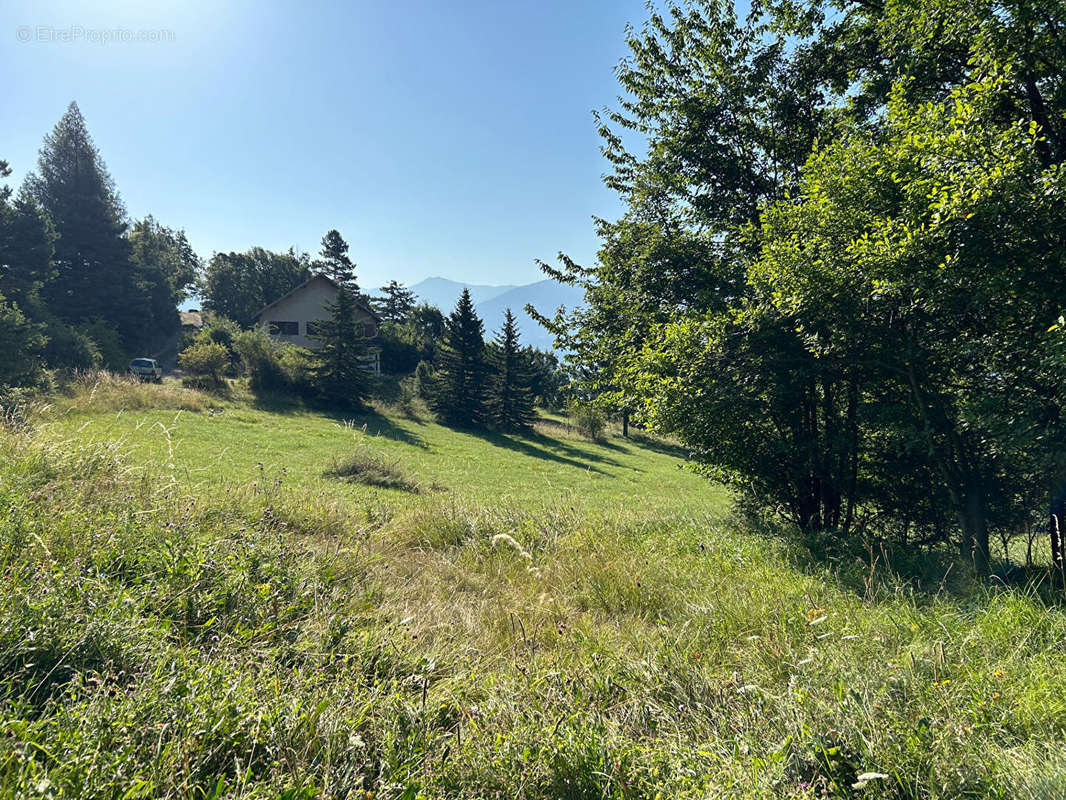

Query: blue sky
(1, 0), (651, 290)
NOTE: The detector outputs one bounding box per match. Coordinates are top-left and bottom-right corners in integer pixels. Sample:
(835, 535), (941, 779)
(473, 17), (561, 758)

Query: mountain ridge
(409, 276), (583, 351)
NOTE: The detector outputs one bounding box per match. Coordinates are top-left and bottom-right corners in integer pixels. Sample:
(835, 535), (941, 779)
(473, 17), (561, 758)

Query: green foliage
(566, 397), (606, 441)
(553, 0), (1066, 575)
(178, 341), (229, 391)
(487, 309), (536, 429)
(373, 279), (416, 323)
(315, 228), (358, 291)
(21, 103), (146, 348)
(233, 326), (315, 397)
(0, 294), (45, 387)
(128, 215), (201, 344)
(430, 290), (486, 426)
(200, 247), (311, 326)
(41, 319), (101, 370)
(77, 319), (126, 370)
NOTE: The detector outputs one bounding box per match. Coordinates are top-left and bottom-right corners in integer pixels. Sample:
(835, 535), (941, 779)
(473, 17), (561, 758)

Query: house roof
(255, 274), (381, 322)
(179, 311), (204, 329)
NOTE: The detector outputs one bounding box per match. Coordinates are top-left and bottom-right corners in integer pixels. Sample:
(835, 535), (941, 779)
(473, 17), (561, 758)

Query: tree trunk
(621, 409), (629, 438)
(959, 485), (990, 577)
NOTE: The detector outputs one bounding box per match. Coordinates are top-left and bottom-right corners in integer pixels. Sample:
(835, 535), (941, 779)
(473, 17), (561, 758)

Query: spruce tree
(373, 280), (416, 323)
(316, 229), (358, 292)
(311, 287), (369, 408)
(487, 309), (536, 429)
(22, 102), (141, 345)
(430, 289), (486, 426)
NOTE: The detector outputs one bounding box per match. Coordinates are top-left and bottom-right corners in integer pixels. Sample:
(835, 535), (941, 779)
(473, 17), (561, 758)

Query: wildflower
(852, 772), (889, 789)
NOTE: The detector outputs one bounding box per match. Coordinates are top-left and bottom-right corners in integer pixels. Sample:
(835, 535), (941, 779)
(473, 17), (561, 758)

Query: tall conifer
(23, 102), (140, 344)
(312, 287), (370, 408)
(487, 309), (536, 429)
(430, 289), (486, 426)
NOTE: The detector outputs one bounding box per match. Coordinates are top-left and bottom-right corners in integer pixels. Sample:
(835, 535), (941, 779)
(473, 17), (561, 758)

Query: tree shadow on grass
(251, 393), (428, 448)
(770, 519), (1066, 608)
(465, 427), (614, 475)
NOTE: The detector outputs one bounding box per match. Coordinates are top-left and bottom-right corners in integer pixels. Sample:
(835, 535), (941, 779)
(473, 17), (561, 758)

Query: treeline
(542, 0), (1066, 574)
(1, 102), (568, 432)
(1, 102), (198, 381)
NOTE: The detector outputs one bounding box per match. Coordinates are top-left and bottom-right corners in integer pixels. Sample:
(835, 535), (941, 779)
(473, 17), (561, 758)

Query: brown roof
(179, 311), (204, 328)
(254, 274), (381, 322)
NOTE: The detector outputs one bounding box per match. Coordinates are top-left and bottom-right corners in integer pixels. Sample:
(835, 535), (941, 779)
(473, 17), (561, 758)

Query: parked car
(128, 358), (163, 383)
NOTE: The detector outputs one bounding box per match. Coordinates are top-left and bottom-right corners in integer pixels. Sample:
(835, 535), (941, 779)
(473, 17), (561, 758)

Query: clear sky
(1, 0), (651, 290)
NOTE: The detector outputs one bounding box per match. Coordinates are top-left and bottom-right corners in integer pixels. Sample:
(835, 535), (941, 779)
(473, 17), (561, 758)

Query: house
(179, 310), (204, 333)
(255, 274), (381, 372)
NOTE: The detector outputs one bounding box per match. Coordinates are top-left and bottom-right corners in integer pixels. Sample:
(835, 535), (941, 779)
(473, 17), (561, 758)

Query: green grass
(1, 374), (1065, 799)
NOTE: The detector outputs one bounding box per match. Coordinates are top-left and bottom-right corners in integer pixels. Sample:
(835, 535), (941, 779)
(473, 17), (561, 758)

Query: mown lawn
(2, 375), (1065, 799)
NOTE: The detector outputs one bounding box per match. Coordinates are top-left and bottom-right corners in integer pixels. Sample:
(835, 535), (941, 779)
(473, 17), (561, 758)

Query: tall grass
(3, 390), (1066, 798)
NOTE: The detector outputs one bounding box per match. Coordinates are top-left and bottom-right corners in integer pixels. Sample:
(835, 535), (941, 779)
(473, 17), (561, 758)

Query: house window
(363, 322), (377, 338)
(269, 321), (298, 336)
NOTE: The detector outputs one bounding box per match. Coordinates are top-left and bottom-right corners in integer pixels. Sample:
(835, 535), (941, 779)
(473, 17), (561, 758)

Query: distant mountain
(409, 277), (584, 352)
(408, 277), (517, 310)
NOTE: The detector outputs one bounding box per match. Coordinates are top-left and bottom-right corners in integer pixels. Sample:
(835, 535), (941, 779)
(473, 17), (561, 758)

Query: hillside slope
(3, 375), (1065, 799)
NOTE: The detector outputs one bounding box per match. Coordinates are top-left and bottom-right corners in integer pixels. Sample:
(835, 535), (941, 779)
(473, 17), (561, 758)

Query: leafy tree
(487, 309), (536, 429)
(311, 287), (370, 408)
(745, 73), (1066, 574)
(22, 102), (142, 347)
(316, 229), (358, 291)
(129, 215), (201, 343)
(550, 0), (1066, 576)
(200, 247), (310, 326)
(523, 346), (565, 410)
(430, 289), (486, 426)
(373, 280), (416, 324)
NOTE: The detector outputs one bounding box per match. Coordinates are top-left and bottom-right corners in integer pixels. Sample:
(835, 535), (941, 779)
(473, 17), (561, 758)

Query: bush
(194, 317), (242, 373)
(566, 398), (606, 440)
(233, 327), (314, 398)
(178, 341), (229, 391)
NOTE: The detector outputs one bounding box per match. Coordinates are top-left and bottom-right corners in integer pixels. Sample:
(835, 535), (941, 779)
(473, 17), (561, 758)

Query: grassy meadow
(2, 374), (1066, 799)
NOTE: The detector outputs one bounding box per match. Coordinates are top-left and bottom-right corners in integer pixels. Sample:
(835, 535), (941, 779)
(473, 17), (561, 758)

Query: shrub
(566, 398), (606, 440)
(194, 317), (242, 372)
(179, 341), (229, 391)
(233, 327), (314, 397)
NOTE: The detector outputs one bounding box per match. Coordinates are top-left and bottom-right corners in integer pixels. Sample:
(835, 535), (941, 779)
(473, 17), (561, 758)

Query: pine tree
(312, 287), (369, 408)
(487, 309), (536, 429)
(430, 289), (486, 426)
(22, 102), (141, 345)
(316, 229), (358, 291)
(373, 280), (416, 323)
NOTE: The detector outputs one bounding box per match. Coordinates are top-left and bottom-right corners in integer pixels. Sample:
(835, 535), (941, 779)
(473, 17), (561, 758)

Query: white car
(129, 358), (163, 383)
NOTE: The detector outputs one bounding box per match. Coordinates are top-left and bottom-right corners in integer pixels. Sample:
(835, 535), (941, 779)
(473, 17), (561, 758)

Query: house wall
(257, 277), (376, 350)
